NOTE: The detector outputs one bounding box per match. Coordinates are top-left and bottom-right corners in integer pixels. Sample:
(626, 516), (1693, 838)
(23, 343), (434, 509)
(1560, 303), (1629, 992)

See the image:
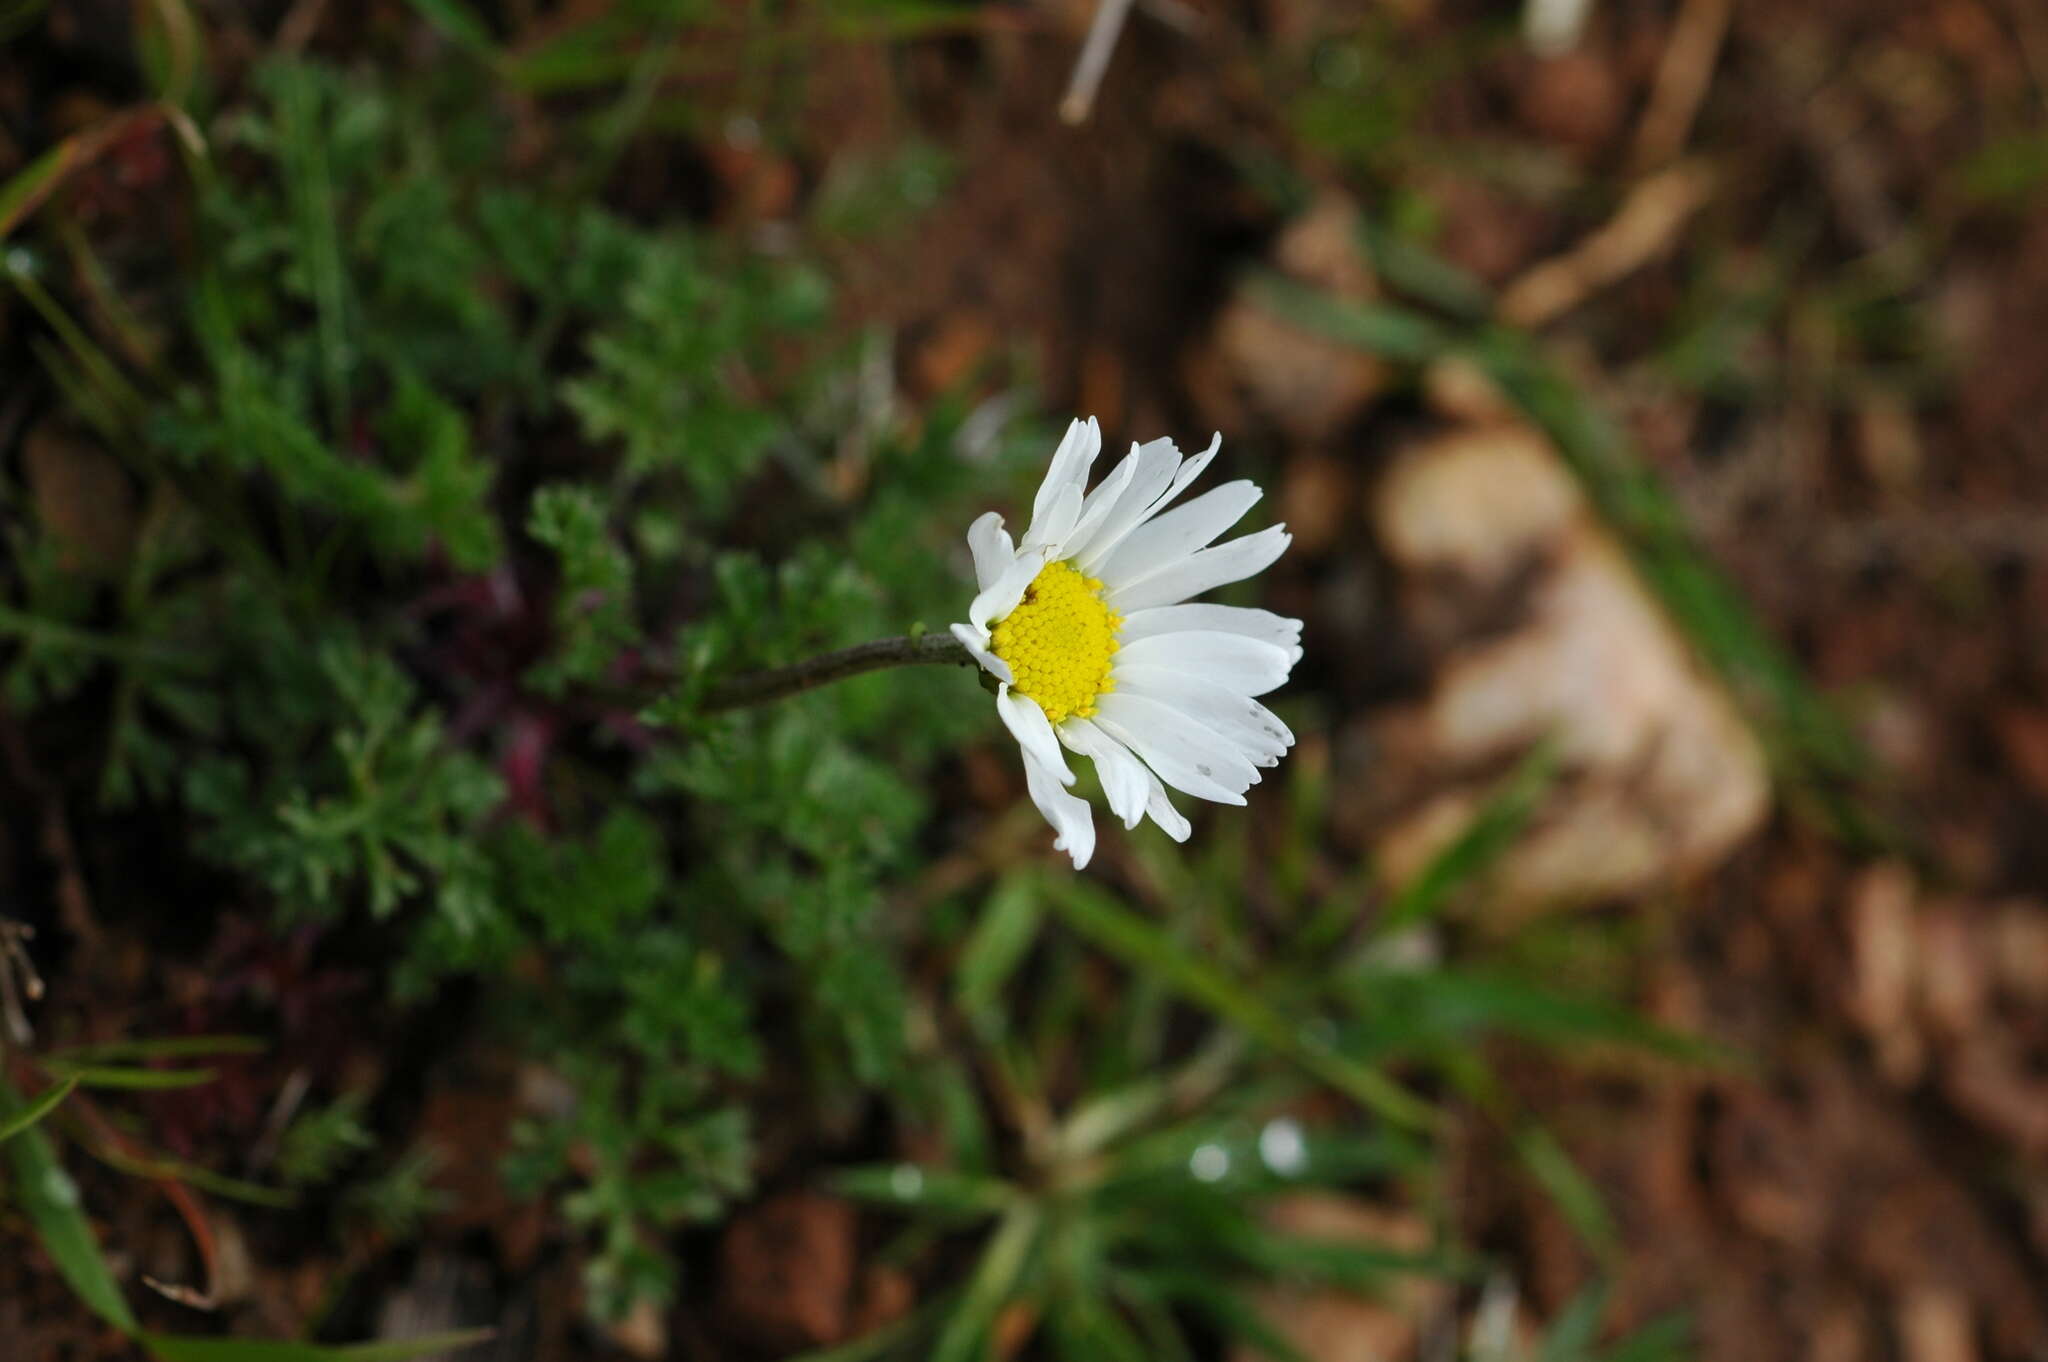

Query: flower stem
(697, 632), (972, 712)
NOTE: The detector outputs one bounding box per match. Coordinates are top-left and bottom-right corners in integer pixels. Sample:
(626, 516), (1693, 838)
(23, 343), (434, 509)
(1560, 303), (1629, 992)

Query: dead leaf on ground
(1370, 423), (1769, 918)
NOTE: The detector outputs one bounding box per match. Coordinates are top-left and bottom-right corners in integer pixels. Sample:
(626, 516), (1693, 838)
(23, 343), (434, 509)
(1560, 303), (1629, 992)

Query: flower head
(952, 418), (1301, 867)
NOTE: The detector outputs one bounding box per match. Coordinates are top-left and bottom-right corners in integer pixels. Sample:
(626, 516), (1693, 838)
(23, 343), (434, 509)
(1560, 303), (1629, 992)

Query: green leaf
(0, 1077), (139, 1333)
(0, 1076), (78, 1143)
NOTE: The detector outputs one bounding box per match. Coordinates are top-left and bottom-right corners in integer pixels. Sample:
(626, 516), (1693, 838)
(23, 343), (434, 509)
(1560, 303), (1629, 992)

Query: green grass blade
(1358, 218), (1493, 320)
(1515, 1123), (1618, 1261)
(50, 1035), (265, 1062)
(0, 1075), (78, 1142)
(1534, 1282), (1611, 1362)
(1047, 881), (1439, 1132)
(1240, 271), (1453, 364)
(954, 871), (1044, 1031)
(831, 1163), (1017, 1217)
(44, 1063), (218, 1090)
(0, 1077), (139, 1333)
(1376, 740), (1559, 936)
(1136, 1271), (1313, 1362)
(931, 1202), (1041, 1362)
(1600, 1311), (1693, 1362)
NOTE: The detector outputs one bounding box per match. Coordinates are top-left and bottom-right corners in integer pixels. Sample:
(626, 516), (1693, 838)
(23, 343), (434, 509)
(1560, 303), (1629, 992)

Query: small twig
(1497, 160), (1716, 329)
(694, 633), (974, 713)
(1060, 0), (1139, 125)
(0, 920), (41, 1046)
(248, 1067), (312, 1175)
(1631, 0), (1732, 170)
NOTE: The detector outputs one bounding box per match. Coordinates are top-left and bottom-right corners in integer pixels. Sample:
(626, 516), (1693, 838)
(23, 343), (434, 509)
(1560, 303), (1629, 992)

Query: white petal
(1118, 604), (1303, 661)
(1104, 525), (1291, 614)
(1022, 747), (1095, 868)
(1145, 778), (1192, 841)
(1057, 450), (1139, 562)
(966, 511), (1014, 593)
(1077, 433), (1221, 574)
(1029, 417), (1100, 535)
(967, 544), (1053, 630)
(1113, 666), (1294, 766)
(1021, 481), (1082, 553)
(1093, 692), (1257, 805)
(1059, 718), (1151, 829)
(996, 683), (1075, 786)
(1095, 480), (1261, 589)
(950, 622), (1013, 684)
(1066, 438), (1182, 568)
(1113, 630), (1295, 697)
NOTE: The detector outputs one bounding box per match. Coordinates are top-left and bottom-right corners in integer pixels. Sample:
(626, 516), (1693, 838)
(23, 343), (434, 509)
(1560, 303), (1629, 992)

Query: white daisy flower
(952, 418), (1302, 868)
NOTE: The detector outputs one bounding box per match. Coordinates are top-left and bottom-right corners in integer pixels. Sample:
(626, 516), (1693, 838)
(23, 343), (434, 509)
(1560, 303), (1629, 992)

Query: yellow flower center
(990, 560), (1121, 725)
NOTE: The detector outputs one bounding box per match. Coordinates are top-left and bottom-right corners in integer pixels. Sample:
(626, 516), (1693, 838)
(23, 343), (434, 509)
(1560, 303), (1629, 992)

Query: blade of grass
(1138, 1272), (1312, 1362)
(1513, 1122), (1618, 1263)
(1240, 271), (1453, 365)
(136, 0), (202, 107)
(0, 1075), (78, 1142)
(1375, 740), (1560, 937)
(272, 65), (352, 439)
(44, 1063), (218, 1090)
(1046, 881), (1438, 1132)
(81, 1141), (297, 1208)
(49, 1034), (264, 1062)
(931, 1202), (1042, 1362)
(1600, 1311), (1693, 1362)
(0, 108), (166, 241)
(0, 1077), (140, 1333)
(954, 871), (1043, 1033)
(1534, 1282), (1611, 1362)
(1358, 218), (1493, 320)
(831, 1163), (1018, 1217)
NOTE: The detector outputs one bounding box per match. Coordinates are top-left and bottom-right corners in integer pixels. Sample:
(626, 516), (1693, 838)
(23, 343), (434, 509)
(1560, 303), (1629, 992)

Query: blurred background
(2, 0), (2047, 1359)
